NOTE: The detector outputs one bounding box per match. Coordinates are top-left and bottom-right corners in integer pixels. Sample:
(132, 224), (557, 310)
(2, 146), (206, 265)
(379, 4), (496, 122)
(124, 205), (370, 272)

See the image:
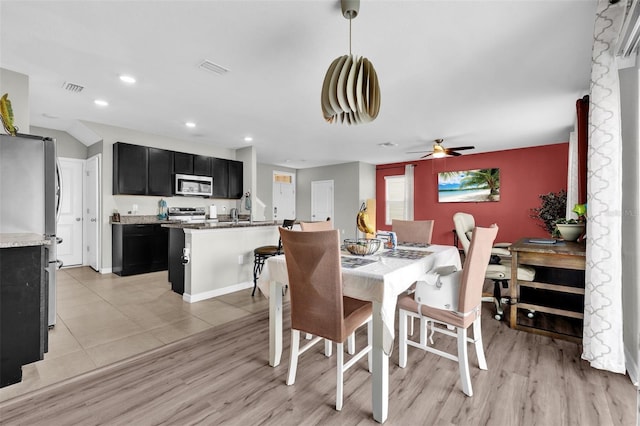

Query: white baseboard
(183, 281), (253, 303)
(624, 343), (639, 386)
(100, 267), (112, 274)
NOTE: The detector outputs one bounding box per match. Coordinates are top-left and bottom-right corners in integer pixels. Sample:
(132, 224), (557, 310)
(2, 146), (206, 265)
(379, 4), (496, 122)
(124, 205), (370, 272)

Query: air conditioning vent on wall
(61, 82), (84, 93)
(617, 0), (640, 57)
(198, 60), (229, 75)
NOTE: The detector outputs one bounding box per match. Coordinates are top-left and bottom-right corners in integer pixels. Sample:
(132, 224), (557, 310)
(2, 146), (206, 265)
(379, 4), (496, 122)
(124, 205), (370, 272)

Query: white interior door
(311, 180), (334, 222)
(84, 155), (101, 271)
(57, 158), (84, 266)
(272, 171), (296, 222)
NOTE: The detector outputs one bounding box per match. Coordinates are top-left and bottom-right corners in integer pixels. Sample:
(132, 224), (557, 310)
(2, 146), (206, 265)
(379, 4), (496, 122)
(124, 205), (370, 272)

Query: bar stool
(252, 219), (295, 296)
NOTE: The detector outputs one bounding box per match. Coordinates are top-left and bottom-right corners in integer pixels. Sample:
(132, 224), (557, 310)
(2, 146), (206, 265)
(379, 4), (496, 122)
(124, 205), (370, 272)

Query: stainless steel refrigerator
(0, 133), (61, 326)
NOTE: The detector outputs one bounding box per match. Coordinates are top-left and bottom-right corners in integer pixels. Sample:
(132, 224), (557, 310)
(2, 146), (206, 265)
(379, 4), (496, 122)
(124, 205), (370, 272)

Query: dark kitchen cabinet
(211, 158), (229, 198)
(194, 155), (211, 176)
(112, 224), (169, 276)
(1, 245), (48, 387)
(173, 152), (194, 174)
(113, 142), (148, 195)
(147, 147), (173, 196)
(228, 160), (243, 199)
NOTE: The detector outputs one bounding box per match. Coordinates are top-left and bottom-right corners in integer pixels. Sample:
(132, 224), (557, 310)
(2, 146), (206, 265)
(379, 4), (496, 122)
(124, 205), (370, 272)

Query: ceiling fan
(407, 139), (475, 158)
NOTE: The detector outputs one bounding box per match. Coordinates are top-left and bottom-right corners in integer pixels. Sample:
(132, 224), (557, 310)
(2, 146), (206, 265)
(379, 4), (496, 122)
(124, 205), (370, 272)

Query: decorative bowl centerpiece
(344, 238), (381, 256)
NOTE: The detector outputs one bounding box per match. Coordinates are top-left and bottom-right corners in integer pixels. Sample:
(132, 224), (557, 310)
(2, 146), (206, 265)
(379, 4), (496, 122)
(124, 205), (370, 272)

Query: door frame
(84, 154), (102, 271)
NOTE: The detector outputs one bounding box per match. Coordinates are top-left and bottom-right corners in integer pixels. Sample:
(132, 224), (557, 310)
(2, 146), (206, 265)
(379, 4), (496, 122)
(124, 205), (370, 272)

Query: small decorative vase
(556, 223), (585, 242)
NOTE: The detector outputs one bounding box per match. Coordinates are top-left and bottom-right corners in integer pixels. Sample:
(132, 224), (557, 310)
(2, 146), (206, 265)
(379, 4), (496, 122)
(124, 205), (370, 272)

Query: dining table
(257, 243), (462, 423)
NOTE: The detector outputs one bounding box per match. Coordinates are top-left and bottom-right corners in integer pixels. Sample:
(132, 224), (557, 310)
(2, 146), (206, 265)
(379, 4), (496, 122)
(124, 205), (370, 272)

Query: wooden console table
(509, 238), (586, 343)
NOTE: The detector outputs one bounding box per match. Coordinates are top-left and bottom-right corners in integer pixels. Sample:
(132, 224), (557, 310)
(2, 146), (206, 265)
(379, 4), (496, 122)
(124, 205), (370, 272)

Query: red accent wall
(376, 143), (569, 245)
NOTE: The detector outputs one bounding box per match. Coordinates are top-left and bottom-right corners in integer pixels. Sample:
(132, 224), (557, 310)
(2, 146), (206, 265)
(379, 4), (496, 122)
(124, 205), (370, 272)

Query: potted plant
(555, 203), (586, 242)
(530, 190), (567, 237)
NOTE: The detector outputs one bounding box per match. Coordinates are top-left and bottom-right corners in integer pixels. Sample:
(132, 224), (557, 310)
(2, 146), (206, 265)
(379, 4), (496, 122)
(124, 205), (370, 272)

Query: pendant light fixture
(321, 0), (380, 125)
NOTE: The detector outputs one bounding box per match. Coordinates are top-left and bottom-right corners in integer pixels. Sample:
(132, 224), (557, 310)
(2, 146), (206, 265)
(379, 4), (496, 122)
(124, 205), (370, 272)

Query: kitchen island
(163, 221), (280, 302)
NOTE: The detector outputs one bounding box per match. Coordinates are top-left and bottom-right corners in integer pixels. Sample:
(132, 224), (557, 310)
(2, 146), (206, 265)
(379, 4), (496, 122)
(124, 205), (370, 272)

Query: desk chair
(453, 212), (535, 320)
(392, 219), (434, 244)
(279, 228), (372, 411)
(299, 219), (333, 231)
(252, 219), (295, 296)
(397, 225), (498, 397)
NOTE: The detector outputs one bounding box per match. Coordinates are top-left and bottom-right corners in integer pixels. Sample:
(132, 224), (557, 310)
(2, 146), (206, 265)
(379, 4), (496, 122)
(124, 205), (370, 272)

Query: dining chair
(453, 212), (535, 320)
(397, 225), (498, 397)
(392, 219), (434, 244)
(299, 219), (333, 231)
(251, 219), (295, 296)
(279, 227), (372, 411)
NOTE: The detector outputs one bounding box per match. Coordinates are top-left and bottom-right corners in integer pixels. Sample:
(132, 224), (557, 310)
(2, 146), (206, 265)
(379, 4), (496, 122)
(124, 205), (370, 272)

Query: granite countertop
(110, 215), (178, 225)
(162, 220), (278, 230)
(0, 233), (52, 248)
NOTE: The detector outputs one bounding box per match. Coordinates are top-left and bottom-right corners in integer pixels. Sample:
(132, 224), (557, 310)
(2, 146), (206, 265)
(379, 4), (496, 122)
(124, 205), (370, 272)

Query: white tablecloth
(258, 244), (461, 354)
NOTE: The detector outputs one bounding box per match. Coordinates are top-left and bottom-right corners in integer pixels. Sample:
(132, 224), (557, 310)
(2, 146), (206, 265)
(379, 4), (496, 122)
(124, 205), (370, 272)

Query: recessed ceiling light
(185, 122), (196, 128)
(378, 142), (398, 147)
(94, 99), (109, 107)
(244, 136), (253, 142)
(119, 75), (136, 84)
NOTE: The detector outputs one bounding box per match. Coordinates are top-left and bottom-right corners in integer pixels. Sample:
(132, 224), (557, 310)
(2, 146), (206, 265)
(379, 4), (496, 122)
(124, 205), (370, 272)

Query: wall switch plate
(238, 254), (244, 264)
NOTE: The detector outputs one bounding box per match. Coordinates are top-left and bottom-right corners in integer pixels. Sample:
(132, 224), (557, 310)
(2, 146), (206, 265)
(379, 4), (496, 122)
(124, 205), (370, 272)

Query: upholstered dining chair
(252, 219), (295, 296)
(392, 219), (434, 244)
(279, 227), (372, 411)
(397, 225), (498, 397)
(453, 212), (535, 320)
(299, 219), (333, 231)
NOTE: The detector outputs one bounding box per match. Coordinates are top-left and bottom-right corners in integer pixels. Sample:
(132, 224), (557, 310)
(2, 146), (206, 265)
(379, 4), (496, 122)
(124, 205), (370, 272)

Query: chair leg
(347, 333), (355, 355)
(336, 342), (344, 411)
(252, 254), (266, 296)
(398, 309), (408, 368)
(286, 330), (301, 386)
(325, 339), (332, 357)
(473, 317), (488, 370)
(457, 327), (472, 397)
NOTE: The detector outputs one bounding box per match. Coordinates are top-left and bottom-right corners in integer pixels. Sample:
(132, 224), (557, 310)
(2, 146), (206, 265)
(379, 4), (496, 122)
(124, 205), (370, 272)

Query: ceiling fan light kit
(321, 0), (380, 125)
(407, 138), (476, 159)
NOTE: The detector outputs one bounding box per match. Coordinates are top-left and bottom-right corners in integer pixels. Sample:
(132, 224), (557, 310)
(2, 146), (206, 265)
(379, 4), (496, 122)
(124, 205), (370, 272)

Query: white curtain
(583, 0), (626, 374)
(566, 130), (579, 220)
(404, 164), (414, 220)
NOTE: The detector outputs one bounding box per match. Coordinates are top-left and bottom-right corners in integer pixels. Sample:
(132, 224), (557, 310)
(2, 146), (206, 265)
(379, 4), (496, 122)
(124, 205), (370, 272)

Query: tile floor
(0, 266), (271, 402)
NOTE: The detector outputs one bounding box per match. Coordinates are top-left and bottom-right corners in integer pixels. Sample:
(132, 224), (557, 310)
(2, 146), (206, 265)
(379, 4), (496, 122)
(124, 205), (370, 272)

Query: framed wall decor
(437, 168), (500, 202)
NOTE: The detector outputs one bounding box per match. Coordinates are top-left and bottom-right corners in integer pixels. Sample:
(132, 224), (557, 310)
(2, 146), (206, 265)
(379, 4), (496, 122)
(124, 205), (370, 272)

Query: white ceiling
(0, 0), (597, 168)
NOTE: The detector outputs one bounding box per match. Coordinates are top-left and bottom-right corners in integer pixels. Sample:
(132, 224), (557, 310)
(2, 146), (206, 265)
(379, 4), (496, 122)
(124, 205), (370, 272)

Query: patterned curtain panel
(584, 0), (626, 374)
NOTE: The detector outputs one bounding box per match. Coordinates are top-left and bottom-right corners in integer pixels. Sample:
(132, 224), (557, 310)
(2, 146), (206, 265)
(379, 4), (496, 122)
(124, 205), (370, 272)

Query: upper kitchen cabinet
(228, 160), (243, 199)
(211, 158), (229, 198)
(194, 155), (211, 176)
(147, 147), (173, 196)
(113, 142), (148, 195)
(173, 152), (194, 175)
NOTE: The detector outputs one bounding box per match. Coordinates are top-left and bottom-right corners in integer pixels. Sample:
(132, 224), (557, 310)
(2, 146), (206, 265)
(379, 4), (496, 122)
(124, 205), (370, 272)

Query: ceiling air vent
(61, 82), (84, 93)
(199, 60), (229, 75)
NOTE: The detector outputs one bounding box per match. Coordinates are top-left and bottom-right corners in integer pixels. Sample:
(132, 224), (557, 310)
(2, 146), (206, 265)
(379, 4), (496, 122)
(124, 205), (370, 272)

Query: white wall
(619, 57), (640, 384)
(31, 126), (87, 159)
(0, 68), (29, 133)
(296, 162), (375, 240)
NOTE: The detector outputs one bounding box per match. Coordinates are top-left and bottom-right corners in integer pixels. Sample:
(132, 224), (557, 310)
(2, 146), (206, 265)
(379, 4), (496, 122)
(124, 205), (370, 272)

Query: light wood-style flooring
(0, 267), (636, 425)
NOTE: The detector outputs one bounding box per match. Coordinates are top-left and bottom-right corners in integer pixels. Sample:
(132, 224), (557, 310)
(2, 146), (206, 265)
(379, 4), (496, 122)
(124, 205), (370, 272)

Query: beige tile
(60, 304), (132, 333)
(85, 332), (165, 367)
(190, 300), (253, 326)
(117, 304), (193, 330)
(70, 317), (145, 349)
(150, 316), (213, 344)
(57, 299), (122, 321)
(34, 350), (97, 383)
(45, 320), (83, 360)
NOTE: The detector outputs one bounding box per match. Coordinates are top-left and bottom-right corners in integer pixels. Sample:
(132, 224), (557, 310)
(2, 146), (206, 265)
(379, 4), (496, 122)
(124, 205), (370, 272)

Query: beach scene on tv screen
(438, 168), (500, 202)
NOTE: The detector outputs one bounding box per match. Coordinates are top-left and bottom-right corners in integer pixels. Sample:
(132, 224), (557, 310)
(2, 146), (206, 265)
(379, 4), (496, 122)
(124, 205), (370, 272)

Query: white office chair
(453, 212), (535, 320)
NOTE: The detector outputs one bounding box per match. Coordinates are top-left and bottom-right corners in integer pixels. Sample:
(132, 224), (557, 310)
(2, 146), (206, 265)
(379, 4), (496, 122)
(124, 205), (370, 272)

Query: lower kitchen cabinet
(112, 224), (169, 276)
(1, 245), (48, 387)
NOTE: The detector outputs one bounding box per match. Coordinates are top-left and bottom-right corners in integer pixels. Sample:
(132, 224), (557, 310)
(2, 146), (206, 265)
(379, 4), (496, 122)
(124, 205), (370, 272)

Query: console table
(509, 238), (586, 343)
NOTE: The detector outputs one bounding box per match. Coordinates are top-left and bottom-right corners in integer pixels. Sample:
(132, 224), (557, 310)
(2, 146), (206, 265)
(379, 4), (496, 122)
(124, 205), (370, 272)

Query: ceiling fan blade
(420, 153), (433, 158)
(446, 150), (463, 156)
(446, 146), (475, 151)
(406, 150), (432, 154)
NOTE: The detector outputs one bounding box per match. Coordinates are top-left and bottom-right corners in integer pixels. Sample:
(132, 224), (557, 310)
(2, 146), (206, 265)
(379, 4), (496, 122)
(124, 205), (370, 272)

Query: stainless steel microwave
(174, 174), (213, 197)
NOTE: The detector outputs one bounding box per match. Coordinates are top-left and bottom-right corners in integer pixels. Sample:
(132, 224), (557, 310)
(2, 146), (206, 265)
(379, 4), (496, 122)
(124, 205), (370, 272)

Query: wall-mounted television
(437, 168), (500, 203)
